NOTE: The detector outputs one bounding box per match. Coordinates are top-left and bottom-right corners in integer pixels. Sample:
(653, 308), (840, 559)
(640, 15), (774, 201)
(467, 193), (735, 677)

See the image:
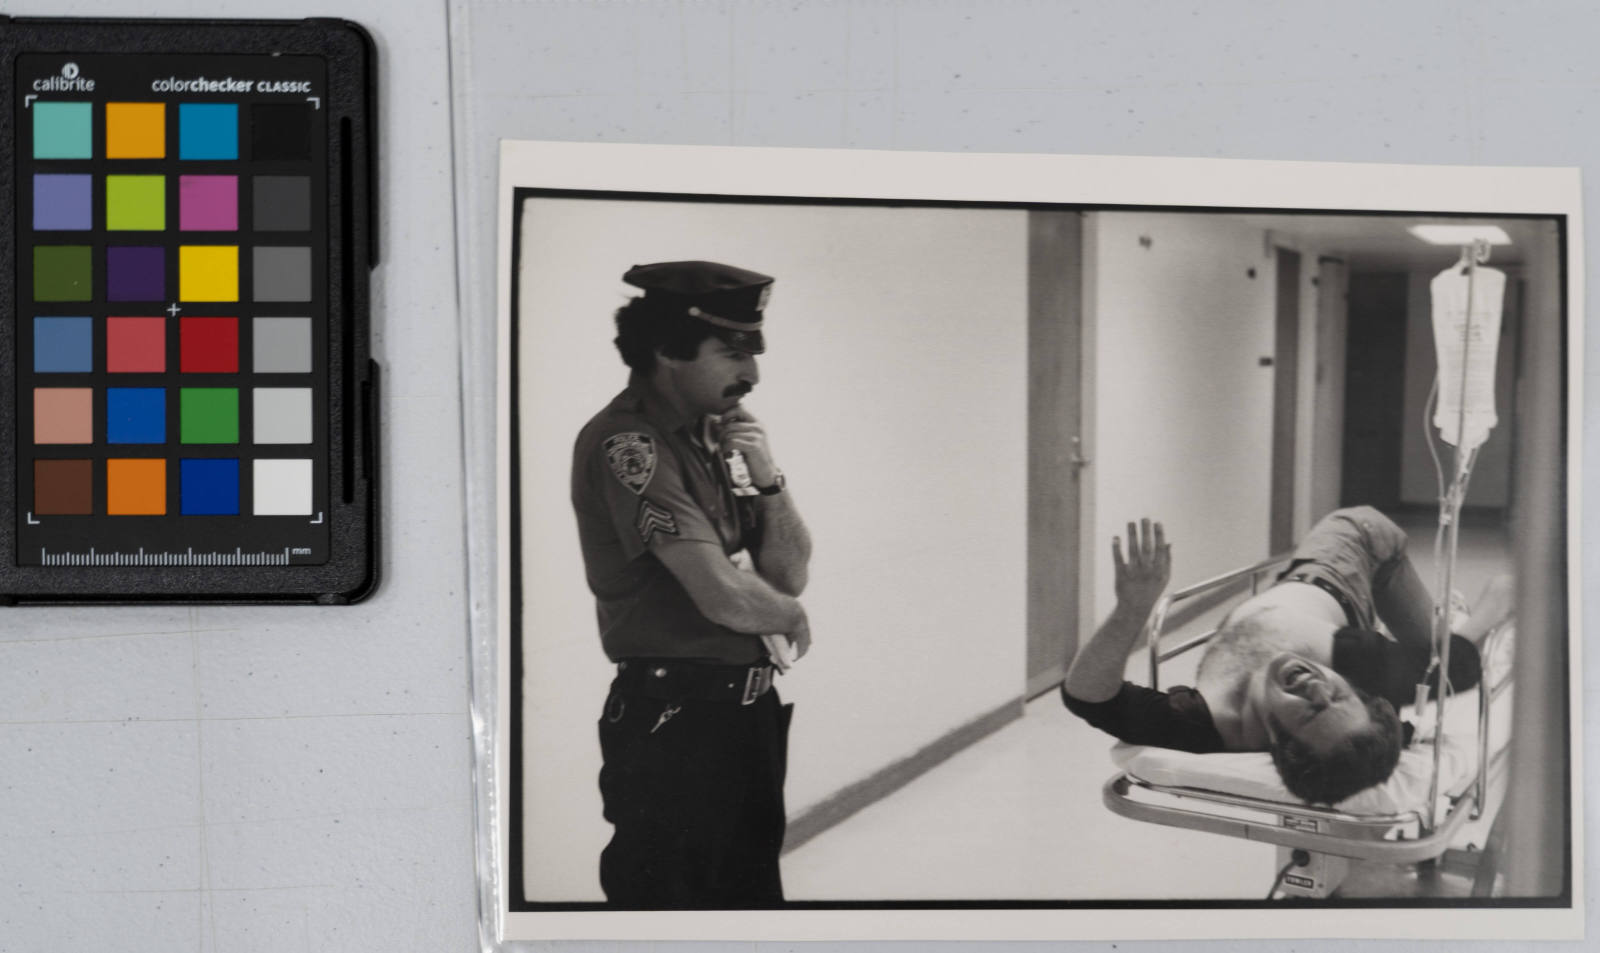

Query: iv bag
(1429, 264), (1505, 450)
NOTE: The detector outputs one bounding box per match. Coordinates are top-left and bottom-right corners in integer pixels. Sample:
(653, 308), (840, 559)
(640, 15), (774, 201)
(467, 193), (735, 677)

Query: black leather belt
(613, 658), (775, 705)
(1282, 569), (1362, 628)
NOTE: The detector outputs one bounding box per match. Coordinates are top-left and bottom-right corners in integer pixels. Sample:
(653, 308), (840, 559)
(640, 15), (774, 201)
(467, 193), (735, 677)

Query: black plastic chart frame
(0, 17), (378, 603)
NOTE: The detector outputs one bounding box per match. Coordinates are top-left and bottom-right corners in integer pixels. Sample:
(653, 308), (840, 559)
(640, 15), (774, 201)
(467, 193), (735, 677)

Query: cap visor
(712, 327), (765, 354)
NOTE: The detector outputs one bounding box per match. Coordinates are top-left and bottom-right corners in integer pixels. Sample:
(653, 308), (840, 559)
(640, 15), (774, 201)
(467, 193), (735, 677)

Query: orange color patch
(106, 103), (166, 159)
(106, 458), (167, 515)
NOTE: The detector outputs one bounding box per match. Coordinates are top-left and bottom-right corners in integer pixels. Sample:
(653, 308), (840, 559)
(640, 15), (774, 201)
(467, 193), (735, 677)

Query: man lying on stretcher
(1062, 507), (1514, 805)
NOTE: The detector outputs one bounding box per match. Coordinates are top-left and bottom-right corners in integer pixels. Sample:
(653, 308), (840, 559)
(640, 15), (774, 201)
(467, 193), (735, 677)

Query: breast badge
(604, 433), (656, 494)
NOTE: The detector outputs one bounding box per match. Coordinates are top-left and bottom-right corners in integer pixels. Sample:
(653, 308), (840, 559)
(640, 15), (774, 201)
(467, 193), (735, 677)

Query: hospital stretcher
(1100, 554), (1515, 898)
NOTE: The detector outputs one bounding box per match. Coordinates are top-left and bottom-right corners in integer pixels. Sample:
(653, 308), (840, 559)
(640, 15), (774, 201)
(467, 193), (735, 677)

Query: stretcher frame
(1105, 552), (1513, 868)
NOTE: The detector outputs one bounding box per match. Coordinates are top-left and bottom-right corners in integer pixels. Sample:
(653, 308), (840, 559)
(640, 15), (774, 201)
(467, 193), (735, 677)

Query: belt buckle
(740, 666), (769, 705)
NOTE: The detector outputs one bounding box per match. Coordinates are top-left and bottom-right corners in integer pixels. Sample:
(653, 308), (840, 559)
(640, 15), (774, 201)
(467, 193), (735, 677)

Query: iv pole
(1424, 237), (1491, 830)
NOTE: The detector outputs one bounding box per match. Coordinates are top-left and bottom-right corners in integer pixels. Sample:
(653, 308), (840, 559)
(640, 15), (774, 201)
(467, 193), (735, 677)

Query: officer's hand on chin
(720, 407), (779, 486)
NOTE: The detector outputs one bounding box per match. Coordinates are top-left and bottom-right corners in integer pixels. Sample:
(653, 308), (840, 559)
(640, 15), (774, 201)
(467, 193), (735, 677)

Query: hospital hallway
(781, 508), (1512, 902)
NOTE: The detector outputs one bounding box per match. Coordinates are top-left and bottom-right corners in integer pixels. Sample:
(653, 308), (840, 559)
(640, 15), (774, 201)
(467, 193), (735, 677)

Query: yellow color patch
(106, 103), (166, 159)
(107, 458), (167, 515)
(179, 245), (239, 302)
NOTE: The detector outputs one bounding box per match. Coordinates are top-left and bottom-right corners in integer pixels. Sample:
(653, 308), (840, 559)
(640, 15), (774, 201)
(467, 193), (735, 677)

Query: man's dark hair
(1268, 689), (1403, 805)
(613, 298), (715, 373)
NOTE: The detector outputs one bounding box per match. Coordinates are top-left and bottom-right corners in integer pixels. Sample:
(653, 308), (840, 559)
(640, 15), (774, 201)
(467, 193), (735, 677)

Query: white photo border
(489, 141), (1584, 943)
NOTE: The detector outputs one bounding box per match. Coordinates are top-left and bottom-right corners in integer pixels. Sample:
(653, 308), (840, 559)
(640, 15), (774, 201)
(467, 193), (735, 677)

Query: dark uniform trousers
(597, 668), (793, 907)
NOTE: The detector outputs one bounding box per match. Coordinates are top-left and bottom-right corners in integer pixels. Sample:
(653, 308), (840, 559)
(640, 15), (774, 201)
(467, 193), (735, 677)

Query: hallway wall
(1085, 212), (1328, 621)
(514, 199), (1029, 899)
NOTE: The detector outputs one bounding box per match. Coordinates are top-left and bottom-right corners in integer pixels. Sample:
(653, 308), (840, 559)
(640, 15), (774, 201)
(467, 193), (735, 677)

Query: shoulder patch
(603, 432), (657, 495)
(635, 499), (679, 546)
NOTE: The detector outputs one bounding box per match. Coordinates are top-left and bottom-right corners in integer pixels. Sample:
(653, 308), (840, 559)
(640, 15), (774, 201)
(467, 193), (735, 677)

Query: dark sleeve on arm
(1060, 682), (1225, 753)
(1332, 627), (1483, 710)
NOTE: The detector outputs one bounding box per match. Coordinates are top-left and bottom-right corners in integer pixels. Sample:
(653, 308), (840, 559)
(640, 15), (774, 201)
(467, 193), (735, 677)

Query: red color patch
(180, 316), (238, 373)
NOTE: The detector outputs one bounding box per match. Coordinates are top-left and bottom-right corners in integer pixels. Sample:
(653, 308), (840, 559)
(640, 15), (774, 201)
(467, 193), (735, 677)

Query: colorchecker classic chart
(1, 18), (379, 603)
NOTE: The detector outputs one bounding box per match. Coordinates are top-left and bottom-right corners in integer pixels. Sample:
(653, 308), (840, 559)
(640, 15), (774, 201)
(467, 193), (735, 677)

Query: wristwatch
(756, 471), (786, 496)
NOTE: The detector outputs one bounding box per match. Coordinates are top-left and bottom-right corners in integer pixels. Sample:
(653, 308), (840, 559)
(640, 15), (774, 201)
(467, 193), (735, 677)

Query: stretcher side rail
(1117, 556), (1514, 864)
(1104, 774), (1480, 865)
(1145, 552), (1294, 689)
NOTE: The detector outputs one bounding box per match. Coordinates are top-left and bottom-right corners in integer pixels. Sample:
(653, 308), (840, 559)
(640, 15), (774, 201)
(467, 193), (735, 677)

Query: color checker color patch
(180, 176), (239, 231)
(106, 458), (166, 515)
(6, 21), (378, 603)
(106, 317), (167, 373)
(180, 459), (240, 515)
(34, 318), (93, 373)
(34, 460), (93, 516)
(32, 102), (92, 159)
(33, 246), (93, 301)
(106, 246), (165, 301)
(34, 175), (92, 230)
(105, 102), (165, 159)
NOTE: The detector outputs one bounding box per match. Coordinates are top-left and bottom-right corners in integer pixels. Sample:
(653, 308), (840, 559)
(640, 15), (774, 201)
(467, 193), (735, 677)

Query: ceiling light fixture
(1407, 224), (1513, 246)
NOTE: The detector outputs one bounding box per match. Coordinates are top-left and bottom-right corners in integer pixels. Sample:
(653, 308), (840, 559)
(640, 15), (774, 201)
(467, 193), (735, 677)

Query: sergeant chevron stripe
(635, 499), (679, 545)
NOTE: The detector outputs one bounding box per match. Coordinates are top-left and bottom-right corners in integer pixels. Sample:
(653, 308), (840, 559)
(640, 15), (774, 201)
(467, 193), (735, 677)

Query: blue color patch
(178, 103), (239, 160)
(34, 317), (93, 373)
(180, 458), (239, 514)
(106, 388), (167, 444)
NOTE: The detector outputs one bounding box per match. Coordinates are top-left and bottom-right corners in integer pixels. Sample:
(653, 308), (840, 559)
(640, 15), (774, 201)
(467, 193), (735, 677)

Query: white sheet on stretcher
(1113, 628), (1514, 817)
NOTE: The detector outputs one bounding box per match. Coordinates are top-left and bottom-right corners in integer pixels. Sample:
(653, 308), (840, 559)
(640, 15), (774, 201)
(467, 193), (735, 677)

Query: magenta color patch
(179, 175), (239, 231)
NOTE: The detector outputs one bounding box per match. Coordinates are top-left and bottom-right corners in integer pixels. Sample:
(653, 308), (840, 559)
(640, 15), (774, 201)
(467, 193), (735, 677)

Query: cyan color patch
(32, 102), (92, 159)
(106, 387), (167, 444)
(33, 317), (93, 373)
(180, 458), (240, 515)
(179, 103), (239, 160)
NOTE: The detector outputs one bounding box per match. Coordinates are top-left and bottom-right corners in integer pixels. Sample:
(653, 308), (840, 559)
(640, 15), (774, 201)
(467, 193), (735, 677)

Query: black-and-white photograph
(495, 143), (1577, 940)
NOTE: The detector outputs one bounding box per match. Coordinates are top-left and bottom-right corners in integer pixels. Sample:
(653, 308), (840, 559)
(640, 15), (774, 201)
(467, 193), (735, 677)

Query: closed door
(1270, 248), (1301, 554)
(1026, 211), (1084, 697)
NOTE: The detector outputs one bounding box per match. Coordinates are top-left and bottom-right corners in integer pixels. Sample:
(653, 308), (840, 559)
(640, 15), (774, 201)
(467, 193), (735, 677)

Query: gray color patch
(252, 246), (312, 302)
(252, 175), (311, 232)
(252, 316), (312, 373)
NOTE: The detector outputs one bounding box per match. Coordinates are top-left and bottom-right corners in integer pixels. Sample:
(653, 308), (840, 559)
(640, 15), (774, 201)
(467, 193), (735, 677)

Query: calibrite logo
(34, 63), (96, 92)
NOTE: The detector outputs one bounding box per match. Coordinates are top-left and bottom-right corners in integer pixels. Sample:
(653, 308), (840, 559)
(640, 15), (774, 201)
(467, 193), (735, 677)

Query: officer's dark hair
(613, 297), (716, 373)
(1267, 688), (1403, 805)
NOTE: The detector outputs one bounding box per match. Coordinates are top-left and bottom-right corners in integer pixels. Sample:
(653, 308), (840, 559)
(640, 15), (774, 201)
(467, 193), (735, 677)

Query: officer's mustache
(723, 382), (753, 398)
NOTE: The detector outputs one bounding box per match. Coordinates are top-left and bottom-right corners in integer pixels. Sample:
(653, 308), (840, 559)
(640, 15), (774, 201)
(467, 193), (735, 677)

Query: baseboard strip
(781, 696), (1024, 855)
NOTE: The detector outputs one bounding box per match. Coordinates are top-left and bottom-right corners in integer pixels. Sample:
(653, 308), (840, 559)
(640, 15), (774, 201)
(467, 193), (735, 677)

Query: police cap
(622, 260), (774, 354)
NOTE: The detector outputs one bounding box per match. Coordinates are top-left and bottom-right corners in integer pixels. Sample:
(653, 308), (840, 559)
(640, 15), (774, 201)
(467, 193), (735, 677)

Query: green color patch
(106, 175), (167, 231)
(33, 246), (93, 302)
(180, 387), (239, 444)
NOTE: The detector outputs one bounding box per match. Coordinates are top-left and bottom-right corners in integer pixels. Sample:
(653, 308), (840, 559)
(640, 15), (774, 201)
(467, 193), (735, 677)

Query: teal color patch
(33, 102), (93, 159)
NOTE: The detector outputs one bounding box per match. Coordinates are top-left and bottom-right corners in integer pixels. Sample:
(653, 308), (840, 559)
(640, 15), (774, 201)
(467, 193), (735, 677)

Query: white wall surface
(1086, 212), (1287, 618)
(515, 199), (1028, 900)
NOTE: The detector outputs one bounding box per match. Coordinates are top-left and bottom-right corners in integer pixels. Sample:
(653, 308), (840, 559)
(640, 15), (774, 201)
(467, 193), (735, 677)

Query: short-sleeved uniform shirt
(571, 379), (763, 664)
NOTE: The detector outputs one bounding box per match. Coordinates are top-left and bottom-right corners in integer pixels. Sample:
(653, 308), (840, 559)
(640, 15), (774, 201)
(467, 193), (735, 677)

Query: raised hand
(1113, 518), (1171, 611)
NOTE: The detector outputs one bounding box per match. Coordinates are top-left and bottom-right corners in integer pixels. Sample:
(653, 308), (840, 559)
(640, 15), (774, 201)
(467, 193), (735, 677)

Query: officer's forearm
(698, 570), (808, 636)
(753, 492), (811, 596)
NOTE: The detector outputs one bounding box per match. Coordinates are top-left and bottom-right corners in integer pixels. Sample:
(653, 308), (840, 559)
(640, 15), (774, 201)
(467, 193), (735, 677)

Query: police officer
(571, 260), (813, 907)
